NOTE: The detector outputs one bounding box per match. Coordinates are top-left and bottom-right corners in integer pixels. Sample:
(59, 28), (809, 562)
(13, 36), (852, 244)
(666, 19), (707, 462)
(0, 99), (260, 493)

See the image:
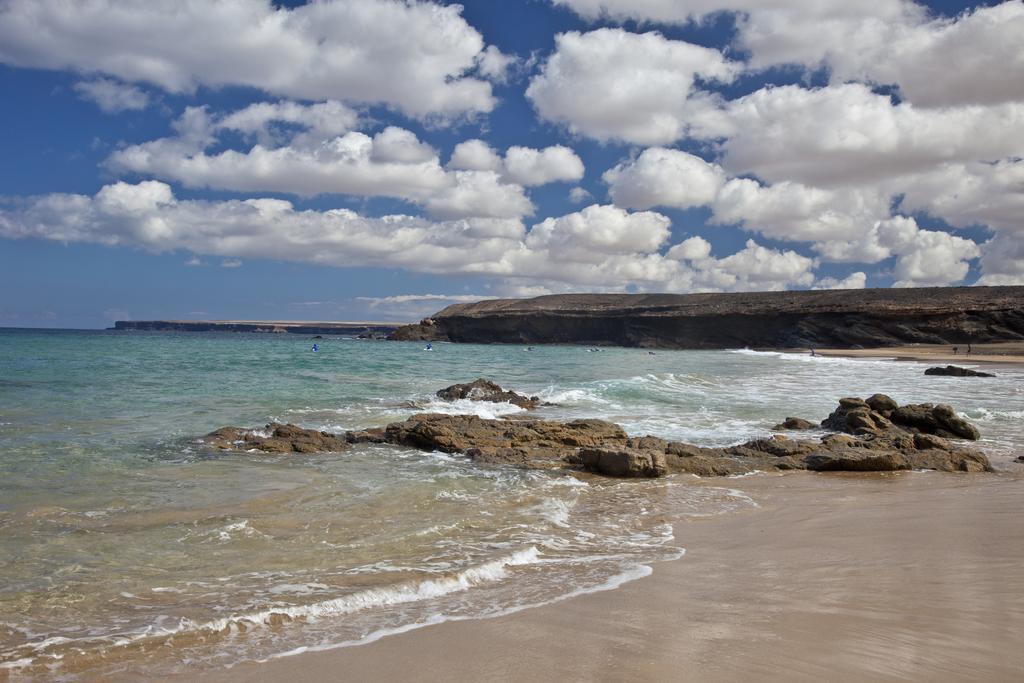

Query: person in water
(312, 343), (318, 352)
(425, 343), (433, 351)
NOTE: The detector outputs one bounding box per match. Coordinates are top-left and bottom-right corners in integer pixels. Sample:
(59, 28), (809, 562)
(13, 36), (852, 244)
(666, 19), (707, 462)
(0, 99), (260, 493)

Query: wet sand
(186, 470), (1024, 682)
(813, 342), (1024, 366)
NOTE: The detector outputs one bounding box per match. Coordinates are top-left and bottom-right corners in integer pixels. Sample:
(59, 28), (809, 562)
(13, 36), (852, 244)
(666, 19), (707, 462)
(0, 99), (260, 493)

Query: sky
(0, 0), (1021, 328)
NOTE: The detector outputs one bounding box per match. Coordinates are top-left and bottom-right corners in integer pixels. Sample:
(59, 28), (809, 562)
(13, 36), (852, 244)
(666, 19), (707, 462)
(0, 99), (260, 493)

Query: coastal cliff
(390, 286), (1024, 349)
(113, 320), (402, 336)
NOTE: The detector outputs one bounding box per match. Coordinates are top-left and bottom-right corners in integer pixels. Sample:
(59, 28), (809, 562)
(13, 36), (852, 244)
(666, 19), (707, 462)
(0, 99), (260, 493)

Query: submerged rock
(435, 378), (545, 410)
(925, 365), (996, 378)
(201, 423), (350, 454)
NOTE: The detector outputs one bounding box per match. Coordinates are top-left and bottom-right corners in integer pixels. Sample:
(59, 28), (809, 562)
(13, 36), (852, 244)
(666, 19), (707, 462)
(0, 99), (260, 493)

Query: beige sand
(184, 471), (1024, 683)
(812, 342), (1024, 365)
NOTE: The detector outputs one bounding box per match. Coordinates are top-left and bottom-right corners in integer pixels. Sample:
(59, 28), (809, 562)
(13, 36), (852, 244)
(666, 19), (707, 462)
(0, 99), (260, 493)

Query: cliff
(389, 286), (1024, 349)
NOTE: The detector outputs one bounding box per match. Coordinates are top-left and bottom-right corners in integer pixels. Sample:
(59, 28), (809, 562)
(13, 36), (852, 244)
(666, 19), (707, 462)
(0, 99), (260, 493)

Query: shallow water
(1, 329), (1021, 679)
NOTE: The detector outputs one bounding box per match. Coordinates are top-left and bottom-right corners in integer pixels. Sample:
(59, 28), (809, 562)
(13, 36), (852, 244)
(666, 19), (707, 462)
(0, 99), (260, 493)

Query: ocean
(1, 329), (1021, 679)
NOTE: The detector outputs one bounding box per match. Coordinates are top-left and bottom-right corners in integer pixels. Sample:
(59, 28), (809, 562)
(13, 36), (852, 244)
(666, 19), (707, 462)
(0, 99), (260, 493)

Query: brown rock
(772, 417), (817, 431)
(202, 423), (349, 454)
(866, 393), (899, 413)
(924, 365), (995, 378)
(579, 448), (668, 478)
(435, 378), (545, 410)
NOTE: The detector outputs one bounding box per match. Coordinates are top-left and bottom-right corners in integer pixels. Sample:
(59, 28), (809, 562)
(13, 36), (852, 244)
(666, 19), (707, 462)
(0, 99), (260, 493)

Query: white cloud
(552, 2), (1024, 109)
(526, 204), (671, 258)
(503, 145), (584, 186)
(0, 182), (824, 294)
(875, 216), (980, 287)
(218, 100), (360, 147)
(604, 148), (726, 210)
(449, 139), (504, 172)
(0, 0), (508, 120)
(73, 78), (150, 113)
(526, 28), (738, 145)
(976, 236), (1024, 286)
(220, 259), (242, 268)
(697, 84), (1024, 188)
(812, 272), (868, 290)
(108, 108), (536, 220)
(449, 140), (584, 186)
(568, 187), (593, 203)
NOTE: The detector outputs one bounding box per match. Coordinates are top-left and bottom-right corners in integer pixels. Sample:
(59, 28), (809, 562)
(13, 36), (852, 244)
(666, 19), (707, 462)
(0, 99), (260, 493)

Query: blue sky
(0, 0), (1021, 328)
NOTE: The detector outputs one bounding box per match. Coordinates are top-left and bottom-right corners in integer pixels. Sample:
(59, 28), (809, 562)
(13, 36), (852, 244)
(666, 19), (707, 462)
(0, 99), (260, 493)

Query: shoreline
(183, 470), (1024, 683)
(804, 341), (1024, 366)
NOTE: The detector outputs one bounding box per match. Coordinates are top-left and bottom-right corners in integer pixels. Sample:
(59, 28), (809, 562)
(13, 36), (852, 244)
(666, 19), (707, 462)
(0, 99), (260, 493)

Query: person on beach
(967, 343), (972, 355)
(953, 346), (959, 355)
(810, 348), (816, 357)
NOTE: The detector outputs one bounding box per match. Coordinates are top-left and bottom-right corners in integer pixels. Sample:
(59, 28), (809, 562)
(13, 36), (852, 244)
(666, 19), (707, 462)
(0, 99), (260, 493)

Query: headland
(390, 286), (1024, 349)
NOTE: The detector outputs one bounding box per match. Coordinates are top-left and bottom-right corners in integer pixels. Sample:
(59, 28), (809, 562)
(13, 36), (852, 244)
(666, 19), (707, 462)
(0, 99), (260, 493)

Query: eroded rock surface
(821, 394), (980, 440)
(435, 378), (545, 410)
(202, 423), (350, 453)
(925, 365), (996, 378)
(200, 395), (990, 477)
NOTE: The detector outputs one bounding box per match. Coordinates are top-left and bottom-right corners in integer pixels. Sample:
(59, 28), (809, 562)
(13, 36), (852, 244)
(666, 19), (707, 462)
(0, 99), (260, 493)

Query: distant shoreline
(809, 341), (1024, 366)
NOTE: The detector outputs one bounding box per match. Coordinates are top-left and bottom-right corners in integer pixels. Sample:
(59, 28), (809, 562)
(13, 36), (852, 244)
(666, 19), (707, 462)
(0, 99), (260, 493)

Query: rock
(772, 417), (817, 430)
(201, 423), (349, 454)
(435, 378), (544, 410)
(924, 365), (995, 378)
(805, 448), (908, 471)
(199, 394), (992, 477)
(865, 393), (899, 413)
(891, 403), (980, 441)
(579, 448), (667, 478)
(1016, 455), (1024, 463)
(818, 395), (981, 442)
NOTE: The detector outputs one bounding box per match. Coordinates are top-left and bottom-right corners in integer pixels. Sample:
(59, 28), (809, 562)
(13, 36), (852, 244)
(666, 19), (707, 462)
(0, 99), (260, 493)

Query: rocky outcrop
(925, 365), (996, 378)
(201, 396), (991, 477)
(355, 394), (991, 476)
(772, 417), (817, 431)
(435, 379), (545, 410)
(202, 423), (350, 453)
(389, 287), (1024, 349)
(820, 394), (980, 440)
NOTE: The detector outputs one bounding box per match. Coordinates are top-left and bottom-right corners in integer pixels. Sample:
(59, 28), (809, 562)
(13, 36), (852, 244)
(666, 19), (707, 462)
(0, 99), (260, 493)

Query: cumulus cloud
(604, 148), (726, 210)
(812, 272), (868, 290)
(0, 0), (509, 119)
(0, 182), (826, 294)
(976, 236), (1024, 286)
(526, 28), (738, 145)
(568, 187), (593, 203)
(73, 78), (150, 113)
(553, 1), (1024, 108)
(108, 107), (536, 220)
(449, 140), (585, 186)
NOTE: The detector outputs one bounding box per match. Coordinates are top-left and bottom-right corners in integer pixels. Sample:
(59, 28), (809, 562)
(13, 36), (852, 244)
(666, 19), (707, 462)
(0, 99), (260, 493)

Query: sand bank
(812, 342), (1024, 365)
(186, 471), (1024, 682)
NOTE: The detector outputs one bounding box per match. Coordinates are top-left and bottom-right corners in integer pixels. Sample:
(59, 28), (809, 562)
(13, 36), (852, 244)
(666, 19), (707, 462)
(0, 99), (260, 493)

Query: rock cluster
(924, 365), (996, 378)
(820, 394), (980, 440)
(202, 423), (350, 454)
(201, 389), (991, 478)
(435, 378), (545, 410)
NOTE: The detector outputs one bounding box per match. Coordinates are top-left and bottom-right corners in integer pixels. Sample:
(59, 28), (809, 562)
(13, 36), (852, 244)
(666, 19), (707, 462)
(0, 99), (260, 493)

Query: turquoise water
(1, 329), (1022, 678)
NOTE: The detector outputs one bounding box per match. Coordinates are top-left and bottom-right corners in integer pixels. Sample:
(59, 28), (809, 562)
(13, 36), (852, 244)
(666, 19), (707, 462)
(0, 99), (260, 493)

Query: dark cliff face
(390, 286), (1024, 349)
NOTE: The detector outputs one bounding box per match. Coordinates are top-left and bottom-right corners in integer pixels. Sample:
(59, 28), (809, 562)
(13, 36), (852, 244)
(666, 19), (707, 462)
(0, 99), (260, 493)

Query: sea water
(1, 329), (1021, 679)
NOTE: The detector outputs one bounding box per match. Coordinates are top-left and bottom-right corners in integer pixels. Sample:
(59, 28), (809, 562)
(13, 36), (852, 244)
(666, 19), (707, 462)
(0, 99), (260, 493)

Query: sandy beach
(185, 470), (1024, 683)
(812, 342), (1024, 365)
